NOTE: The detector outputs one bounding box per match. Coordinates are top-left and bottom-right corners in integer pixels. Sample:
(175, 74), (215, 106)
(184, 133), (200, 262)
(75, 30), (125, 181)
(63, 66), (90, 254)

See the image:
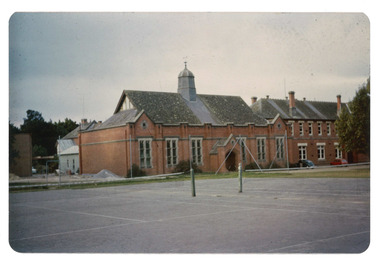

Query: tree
(20, 110), (78, 156)
(335, 78), (370, 156)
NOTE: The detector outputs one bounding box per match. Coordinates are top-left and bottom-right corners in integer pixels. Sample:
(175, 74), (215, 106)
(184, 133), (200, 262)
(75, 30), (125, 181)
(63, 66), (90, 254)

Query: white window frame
(297, 143), (307, 160)
(317, 143), (325, 160)
(318, 122), (322, 136)
(327, 122), (331, 136)
(276, 137), (285, 159)
(288, 121), (294, 136)
(299, 121), (304, 136)
(257, 137), (266, 161)
(166, 138), (178, 167)
(139, 138), (153, 168)
(334, 142), (342, 159)
(308, 122), (313, 136)
(191, 138), (203, 165)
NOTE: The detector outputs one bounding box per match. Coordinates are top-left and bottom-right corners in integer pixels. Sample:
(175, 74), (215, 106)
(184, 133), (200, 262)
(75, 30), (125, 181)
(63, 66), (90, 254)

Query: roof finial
(184, 61), (187, 69)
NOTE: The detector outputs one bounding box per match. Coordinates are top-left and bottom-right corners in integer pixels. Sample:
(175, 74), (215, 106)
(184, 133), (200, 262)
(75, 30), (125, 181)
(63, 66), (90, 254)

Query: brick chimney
(337, 95), (341, 114)
(251, 96), (257, 104)
(81, 118), (88, 125)
(288, 91), (296, 116)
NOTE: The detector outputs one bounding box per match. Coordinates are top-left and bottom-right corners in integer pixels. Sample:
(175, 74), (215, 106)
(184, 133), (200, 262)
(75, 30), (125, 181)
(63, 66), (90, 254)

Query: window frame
(275, 137), (285, 160)
(166, 138), (179, 167)
(257, 137), (266, 161)
(317, 143), (326, 160)
(191, 138), (203, 166)
(139, 138), (153, 169)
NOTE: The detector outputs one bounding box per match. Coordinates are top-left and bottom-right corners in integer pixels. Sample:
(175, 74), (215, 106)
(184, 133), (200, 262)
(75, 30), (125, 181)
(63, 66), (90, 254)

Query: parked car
(297, 159), (315, 168)
(32, 167), (37, 174)
(330, 158), (348, 165)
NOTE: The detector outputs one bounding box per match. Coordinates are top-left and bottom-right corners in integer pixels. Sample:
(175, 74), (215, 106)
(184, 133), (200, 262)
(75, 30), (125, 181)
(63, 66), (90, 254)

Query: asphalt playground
(9, 176), (370, 253)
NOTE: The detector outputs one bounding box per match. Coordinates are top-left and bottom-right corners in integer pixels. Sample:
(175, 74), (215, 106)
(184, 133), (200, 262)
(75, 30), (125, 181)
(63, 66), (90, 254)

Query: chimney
(288, 91), (296, 116)
(303, 97), (306, 101)
(81, 118), (88, 125)
(266, 95), (269, 99)
(251, 96), (257, 104)
(337, 95), (341, 114)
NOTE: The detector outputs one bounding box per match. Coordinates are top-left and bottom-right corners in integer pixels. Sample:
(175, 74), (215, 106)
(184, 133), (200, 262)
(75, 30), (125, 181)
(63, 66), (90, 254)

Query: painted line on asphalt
(265, 230), (370, 252)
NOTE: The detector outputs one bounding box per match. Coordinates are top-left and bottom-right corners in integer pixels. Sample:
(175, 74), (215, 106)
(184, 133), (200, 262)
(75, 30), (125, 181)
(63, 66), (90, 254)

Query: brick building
(250, 92), (349, 166)
(79, 65), (291, 176)
(77, 65), (359, 176)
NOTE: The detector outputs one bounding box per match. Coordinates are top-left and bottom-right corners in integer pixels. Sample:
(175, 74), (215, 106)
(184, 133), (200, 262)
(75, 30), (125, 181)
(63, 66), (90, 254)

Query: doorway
(225, 151), (237, 171)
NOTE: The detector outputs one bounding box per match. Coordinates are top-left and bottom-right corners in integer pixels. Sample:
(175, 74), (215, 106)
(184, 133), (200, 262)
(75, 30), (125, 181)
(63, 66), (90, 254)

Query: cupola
(178, 62), (196, 101)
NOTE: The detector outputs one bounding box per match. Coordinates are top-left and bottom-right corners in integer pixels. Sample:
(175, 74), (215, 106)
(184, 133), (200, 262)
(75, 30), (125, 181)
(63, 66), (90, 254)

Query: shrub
(245, 162), (260, 170)
(174, 160), (202, 174)
(126, 164), (146, 178)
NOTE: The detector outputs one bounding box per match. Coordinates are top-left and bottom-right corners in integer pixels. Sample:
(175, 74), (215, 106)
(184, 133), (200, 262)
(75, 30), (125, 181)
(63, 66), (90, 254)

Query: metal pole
(46, 162), (48, 184)
(130, 135), (133, 178)
(238, 163), (242, 193)
(190, 168), (196, 197)
(58, 137), (61, 186)
(285, 130), (289, 173)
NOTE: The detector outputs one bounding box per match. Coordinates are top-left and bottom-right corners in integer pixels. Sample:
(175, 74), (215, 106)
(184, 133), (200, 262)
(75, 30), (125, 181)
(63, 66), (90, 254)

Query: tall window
(299, 122), (304, 136)
(317, 143), (325, 160)
(139, 139), (152, 168)
(191, 138), (203, 165)
(335, 143), (342, 158)
(276, 137), (285, 159)
(299, 145), (307, 160)
(308, 122), (313, 136)
(257, 138), (266, 161)
(166, 139), (178, 166)
(318, 122), (322, 136)
(327, 122), (331, 136)
(238, 137), (247, 162)
(72, 159), (75, 173)
(290, 122), (294, 136)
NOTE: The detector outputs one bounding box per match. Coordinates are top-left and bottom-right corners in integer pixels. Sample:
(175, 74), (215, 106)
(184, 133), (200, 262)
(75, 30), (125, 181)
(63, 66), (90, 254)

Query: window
(257, 138), (266, 161)
(327, 122), (331, 136)
(308, 122), (313, 136)
(335, 143), (342, 158)
(237, 137), (247, 162)
(166, 139), (178, 166)
(289, 122), (294, 136)
(298, 144), (307, 160)
(299, 122), (304, 136)
(72, 159), (75, 172)
(191, 138), (203, 165)
(318, 122), (322, 136)
(276, 137), (285, 159)
(139, 139), (152, 168)
(317, 143), (325, 160)
(67, 159), (69, 168)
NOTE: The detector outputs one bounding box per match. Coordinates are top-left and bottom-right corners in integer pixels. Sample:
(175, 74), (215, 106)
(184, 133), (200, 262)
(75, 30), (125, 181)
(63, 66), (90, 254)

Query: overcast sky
(9, 12), (370, 127)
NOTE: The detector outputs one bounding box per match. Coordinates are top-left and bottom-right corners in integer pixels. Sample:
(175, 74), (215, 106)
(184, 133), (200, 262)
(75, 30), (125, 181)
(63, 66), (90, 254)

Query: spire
(178, 63), (196, 101)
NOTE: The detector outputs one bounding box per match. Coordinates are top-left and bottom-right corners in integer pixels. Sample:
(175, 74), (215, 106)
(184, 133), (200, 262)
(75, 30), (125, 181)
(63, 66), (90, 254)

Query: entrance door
(225, 151), (236, 171)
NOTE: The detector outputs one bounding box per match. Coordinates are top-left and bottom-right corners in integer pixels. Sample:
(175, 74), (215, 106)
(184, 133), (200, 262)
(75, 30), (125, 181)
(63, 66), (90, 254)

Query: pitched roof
(62, 121), (98, 139)
(116, 90), (267, 125)
(94, 109), (139, 130)
(251, 98), (348, 120)
(199, 94), (267, 125)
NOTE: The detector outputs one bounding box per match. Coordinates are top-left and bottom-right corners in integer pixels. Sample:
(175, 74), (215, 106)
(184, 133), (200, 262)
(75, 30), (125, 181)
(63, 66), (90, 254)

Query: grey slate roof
(94, 109), (138, 130)
(251, 98), (348, 121)
(62, 121), (98, 139)
(118, 90), (267, 125)
(199, 94), (267, 125)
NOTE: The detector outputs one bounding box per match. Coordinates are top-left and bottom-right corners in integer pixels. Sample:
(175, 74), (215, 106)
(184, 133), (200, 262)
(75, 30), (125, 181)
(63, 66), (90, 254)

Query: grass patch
(9, 168), (369, 192)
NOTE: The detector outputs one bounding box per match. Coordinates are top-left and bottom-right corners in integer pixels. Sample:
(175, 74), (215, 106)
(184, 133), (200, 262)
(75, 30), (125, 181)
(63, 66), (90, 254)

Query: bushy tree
(335, 78), (370, 155)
